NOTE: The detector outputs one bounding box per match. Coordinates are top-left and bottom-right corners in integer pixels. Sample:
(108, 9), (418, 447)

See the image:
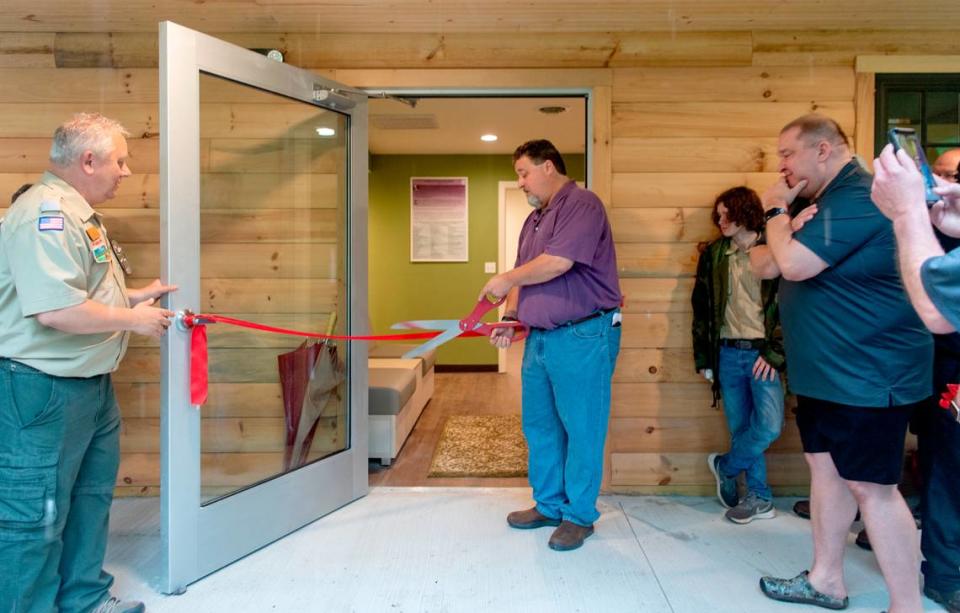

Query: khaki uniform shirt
(719, 241), (765, 341)
(0, 171), (130, 377)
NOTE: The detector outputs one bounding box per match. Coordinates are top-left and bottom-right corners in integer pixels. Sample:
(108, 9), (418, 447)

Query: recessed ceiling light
(480, 134), (498, 142)
(316, 127), (336, 137)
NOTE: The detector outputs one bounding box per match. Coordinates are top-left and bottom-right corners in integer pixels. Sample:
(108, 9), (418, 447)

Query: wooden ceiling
(3, 1), (953, 33)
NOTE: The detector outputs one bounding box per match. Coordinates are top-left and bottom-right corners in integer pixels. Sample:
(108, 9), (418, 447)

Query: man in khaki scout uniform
(0, 113), (175, 613)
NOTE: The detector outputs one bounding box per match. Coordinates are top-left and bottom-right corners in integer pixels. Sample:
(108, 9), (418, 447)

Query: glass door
(159, 21), (368, 593)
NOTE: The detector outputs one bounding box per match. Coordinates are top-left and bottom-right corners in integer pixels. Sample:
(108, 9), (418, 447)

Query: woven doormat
(428, 414), (528, 478)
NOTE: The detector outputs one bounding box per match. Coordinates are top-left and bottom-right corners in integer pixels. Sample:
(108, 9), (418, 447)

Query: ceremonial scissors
(391, 295), (529, 359)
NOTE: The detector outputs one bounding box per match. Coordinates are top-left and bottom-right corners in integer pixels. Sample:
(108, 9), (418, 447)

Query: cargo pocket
(0, 453), (58, 541)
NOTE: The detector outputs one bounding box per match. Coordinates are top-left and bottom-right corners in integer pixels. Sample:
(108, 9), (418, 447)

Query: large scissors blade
(401, 325), (464, 358)
(391, 319), (460, 331)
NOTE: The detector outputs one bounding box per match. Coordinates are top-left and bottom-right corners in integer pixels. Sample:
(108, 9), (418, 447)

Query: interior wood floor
(368, 345), (528, 488)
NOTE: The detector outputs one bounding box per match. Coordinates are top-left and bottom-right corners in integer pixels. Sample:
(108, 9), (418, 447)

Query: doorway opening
(366, 93), (589, 486)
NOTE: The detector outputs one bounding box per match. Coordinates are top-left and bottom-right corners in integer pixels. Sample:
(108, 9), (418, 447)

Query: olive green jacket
(691, 237), (785, 405)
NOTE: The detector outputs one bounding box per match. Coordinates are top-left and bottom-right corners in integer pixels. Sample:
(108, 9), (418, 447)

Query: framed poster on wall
(410, 177), (469, 262)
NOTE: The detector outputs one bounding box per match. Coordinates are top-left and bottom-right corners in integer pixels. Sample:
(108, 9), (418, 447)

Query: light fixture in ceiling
(316, 127), (336, 137)
(480, 134), (498, 142)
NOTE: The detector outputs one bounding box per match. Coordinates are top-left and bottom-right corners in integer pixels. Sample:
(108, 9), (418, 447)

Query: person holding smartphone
(873, 144), (960, 613)
(749, 114), (932, 613)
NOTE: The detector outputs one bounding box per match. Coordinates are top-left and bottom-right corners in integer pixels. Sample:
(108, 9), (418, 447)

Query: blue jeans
(716, 345), (784, 501)
(0, 359), (121, 613)
(521, 310), (621, 527)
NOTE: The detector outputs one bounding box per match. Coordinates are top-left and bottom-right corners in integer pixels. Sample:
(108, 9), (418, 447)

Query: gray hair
(49, 112), (130, 166)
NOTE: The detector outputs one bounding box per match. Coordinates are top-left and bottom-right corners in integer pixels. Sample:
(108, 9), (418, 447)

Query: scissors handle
(459, 294), (505, 332)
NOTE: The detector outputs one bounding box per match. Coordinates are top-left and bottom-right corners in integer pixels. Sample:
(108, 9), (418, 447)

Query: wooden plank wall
(2, 29), (952, 496)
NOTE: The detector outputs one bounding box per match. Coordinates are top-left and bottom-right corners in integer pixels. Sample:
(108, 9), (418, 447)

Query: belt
(720, 338), (764, 350)
(530, 307), (619, 332)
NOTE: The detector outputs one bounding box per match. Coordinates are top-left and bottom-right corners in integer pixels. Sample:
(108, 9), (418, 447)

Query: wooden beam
(613, 101), (854, 138)
(616, 242), (700, 278)
(620, 313), (692, 349)
(50, 31), (752, 69)
(753, 31), (960, 66)
(609, 452), (809, 488)
(611, 382), (715, 418)
(856, 54), (960, 73)
(613, 348), (700, 383)
(0, 33), (55, 68)
(613, 66), (855, 103)
(99, 209), (338, 243)
(610, 208), (715, 243)
(854, 72), (876, 167)
(613, 137), (780, 173)
(591, 85), (612, 205)
(3, 3), (958, 35)
(619, 278), (695, 314)
(611, 172), (779, 208)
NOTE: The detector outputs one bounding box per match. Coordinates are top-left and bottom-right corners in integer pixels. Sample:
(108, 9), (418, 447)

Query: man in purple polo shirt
(480, 139), (622, 551)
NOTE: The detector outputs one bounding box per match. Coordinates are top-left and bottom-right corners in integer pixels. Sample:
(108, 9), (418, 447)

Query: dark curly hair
(712, 186), (764, 233)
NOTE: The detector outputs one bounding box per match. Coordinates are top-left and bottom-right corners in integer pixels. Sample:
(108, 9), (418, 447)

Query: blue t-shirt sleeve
(794, 190), (883, 267)
(544, 195), (606, 265)
(922, 249), (960, 330)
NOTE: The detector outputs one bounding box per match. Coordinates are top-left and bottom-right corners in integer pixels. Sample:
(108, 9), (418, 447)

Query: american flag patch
(38, 216), (64, 231)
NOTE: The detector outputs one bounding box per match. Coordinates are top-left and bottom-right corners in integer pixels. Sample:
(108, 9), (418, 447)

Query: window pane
(198, 73), (350, 505)
(887, 91), (923, 130)
(926, 91), (960, 144)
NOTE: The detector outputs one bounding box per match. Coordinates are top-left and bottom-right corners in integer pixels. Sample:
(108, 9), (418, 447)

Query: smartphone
(888, 127), (940, 206)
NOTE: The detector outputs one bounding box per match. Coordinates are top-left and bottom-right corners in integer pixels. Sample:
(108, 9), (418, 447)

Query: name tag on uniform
(38, 216), (64, 232)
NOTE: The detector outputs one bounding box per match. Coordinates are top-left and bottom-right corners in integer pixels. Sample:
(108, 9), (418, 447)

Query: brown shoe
(507, 506), (561, 530)
(548, 520), (594, 551)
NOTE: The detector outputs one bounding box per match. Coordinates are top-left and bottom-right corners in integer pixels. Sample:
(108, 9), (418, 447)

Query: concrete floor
(104, 488), (945, 612)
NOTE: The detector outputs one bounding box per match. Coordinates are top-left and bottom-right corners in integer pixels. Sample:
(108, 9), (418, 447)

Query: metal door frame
(159, 21), (368, 594)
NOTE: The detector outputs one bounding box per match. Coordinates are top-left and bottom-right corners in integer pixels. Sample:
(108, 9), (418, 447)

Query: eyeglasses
(110, 239), (133, 276)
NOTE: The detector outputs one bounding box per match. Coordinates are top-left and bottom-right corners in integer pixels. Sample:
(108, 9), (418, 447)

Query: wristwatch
(501, 314), (519, 322)
(764, 207), (788, 221)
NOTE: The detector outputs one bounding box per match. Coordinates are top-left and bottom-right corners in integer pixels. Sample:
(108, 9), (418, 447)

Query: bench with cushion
(367, 348), (436, 465)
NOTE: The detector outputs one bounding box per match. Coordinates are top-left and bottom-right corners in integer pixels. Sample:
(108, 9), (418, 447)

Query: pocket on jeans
(571, 315), (605, 339)
(0, 452), (58, 537)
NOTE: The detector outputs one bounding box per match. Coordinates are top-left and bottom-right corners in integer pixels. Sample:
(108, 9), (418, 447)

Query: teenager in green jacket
(692, 186), (786, 524)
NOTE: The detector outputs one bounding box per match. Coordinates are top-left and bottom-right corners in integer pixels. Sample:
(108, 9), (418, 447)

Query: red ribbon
(185, 313), (491, 406)
(190, 325), (208, 405)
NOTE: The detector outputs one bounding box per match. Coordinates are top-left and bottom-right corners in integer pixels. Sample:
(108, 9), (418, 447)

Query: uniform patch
(39, 200), (61, 213)
(90, 237), (110, 263)
(85, 226), (102, 241)
(38, 216), (64, 232)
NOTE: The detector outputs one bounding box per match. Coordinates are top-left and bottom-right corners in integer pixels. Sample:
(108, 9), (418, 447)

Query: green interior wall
(368, 154), (585, 365)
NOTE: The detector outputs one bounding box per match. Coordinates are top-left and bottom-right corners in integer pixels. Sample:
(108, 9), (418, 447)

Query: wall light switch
(484, 262), (497, 273)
